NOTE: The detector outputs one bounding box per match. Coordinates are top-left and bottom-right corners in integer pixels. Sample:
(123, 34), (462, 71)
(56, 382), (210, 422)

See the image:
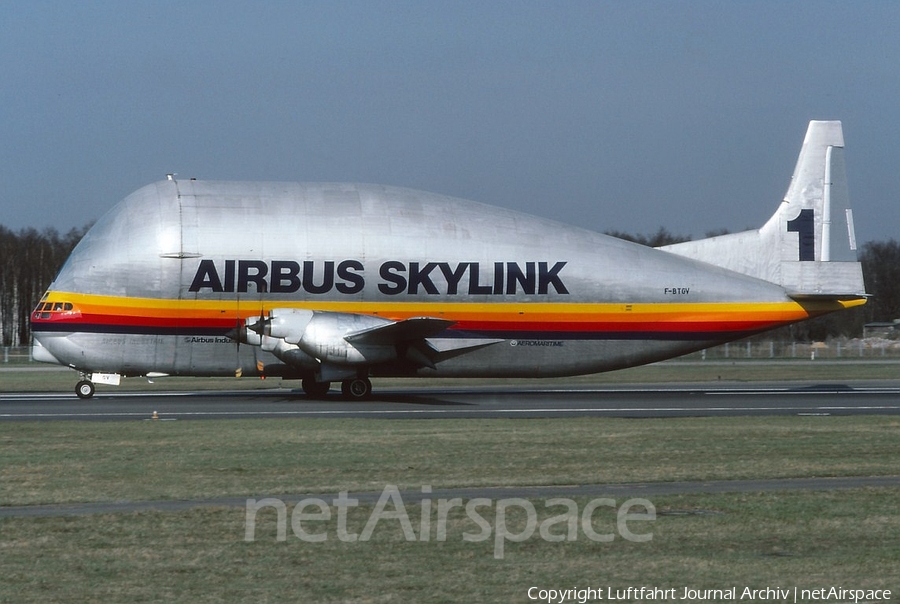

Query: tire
(302, 378), (331, 398)
(75, 380), (95, 399)
(341, 378), (372, 400)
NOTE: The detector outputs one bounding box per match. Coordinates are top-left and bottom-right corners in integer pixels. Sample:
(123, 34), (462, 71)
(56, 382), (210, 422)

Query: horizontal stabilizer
(781, 261), (868, 300)
(425, 337), (506, 363)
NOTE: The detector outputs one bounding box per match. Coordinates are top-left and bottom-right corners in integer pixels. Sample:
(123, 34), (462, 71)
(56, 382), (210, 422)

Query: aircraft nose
(32, 336), (63, 365)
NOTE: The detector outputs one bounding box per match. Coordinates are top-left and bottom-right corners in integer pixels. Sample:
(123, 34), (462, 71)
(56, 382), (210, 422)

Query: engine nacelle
(263, 308), (399, 366)
(301, 311), (397, 365)
(273, 342), (320, 370)
(266, 308), (315, 343)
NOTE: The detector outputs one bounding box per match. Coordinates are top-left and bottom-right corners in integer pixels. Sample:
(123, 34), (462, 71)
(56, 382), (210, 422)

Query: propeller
(248, 313), (271, 336)
(224, 297), (244, 377)
(247, 306), (268, 377)
(223, 299), (267, 378)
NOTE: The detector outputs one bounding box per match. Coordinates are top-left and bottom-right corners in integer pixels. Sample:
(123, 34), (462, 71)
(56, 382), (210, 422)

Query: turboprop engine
(233, 308), (463, 397)
(257, 308), (402, 366)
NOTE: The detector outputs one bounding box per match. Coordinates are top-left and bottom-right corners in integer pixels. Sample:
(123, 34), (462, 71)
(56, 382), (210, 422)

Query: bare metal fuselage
(31, 180), (850, 381)
(31, 122), (867, 397)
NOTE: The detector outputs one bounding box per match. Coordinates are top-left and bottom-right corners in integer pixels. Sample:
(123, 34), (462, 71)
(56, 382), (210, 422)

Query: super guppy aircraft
(32, 121), (866, 399)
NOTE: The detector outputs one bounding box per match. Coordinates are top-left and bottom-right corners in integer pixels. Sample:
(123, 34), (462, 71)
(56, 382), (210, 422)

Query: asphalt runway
(4, 383), (900, 518)
(3, 381), (900, 421)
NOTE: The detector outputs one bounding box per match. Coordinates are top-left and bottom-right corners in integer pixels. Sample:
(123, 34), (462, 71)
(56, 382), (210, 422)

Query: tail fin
(660, 120), (866, 299)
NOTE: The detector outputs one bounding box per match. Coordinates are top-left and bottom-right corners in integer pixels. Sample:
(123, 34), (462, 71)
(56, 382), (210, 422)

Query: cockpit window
(33, 301), (77, 320)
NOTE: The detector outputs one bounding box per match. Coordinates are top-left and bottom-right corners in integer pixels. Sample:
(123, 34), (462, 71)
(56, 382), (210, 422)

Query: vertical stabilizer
(660, 121), (865, 298)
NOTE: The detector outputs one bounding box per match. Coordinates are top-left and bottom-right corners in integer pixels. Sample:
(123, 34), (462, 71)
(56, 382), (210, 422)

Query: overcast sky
(2, 1), (899, 244)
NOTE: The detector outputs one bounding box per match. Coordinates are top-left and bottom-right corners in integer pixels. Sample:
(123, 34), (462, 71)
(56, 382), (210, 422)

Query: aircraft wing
(425, 337), (506, 363)
(344, 316), (455, 344)
(235, 308), (499, 374)
(344, 317), (503, 371)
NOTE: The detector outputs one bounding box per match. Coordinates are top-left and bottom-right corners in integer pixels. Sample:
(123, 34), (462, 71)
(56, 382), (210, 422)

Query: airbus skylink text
(188, 259), (569, 295)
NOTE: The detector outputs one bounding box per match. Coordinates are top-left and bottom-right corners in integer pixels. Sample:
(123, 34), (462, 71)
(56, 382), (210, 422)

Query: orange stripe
(37, 291), (862, 327)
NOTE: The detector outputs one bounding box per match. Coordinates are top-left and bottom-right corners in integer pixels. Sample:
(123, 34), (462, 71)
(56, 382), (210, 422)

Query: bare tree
(860, 239), (900, 324)
(605, 227), (692, 247)
(0, 224), (89, 346)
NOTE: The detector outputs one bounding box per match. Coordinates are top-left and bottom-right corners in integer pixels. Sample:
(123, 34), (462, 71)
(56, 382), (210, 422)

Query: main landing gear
(301, 377), (373, 400)
(341, 377), (372, 400)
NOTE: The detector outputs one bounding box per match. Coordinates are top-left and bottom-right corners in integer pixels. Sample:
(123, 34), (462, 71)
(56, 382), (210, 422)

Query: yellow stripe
(42, 291), (863, 321)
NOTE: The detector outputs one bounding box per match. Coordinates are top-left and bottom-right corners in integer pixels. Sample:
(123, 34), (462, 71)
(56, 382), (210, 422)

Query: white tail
(660, 121), (865, 299)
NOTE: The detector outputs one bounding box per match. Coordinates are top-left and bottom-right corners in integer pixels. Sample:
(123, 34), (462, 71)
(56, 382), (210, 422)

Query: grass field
(3, 417), (900, 505)
(2, 415), (899, 602)
(2, 490), (897, 602)
(2, 361), (899, 601)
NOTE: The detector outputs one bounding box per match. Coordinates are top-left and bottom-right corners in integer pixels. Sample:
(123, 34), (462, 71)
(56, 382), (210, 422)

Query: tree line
(1, 224), (898, 347)
(0, 225), (89, 346)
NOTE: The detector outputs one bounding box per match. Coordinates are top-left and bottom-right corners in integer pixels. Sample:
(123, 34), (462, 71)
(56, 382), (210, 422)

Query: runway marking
(3, 405), (900, 420)
(4, 385), (900, 420)
(3, 385), (900, 402)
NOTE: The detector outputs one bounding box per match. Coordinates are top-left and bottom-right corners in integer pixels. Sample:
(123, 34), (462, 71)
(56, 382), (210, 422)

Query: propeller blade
(249, 316), (271, 335)
(225, 317), (242, 345)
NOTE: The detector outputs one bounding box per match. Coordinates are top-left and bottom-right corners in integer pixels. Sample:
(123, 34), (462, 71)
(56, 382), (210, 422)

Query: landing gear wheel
(341, 378), (372, 400)
(302, 378), (331, 399)
(75, 380), (95, 399)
